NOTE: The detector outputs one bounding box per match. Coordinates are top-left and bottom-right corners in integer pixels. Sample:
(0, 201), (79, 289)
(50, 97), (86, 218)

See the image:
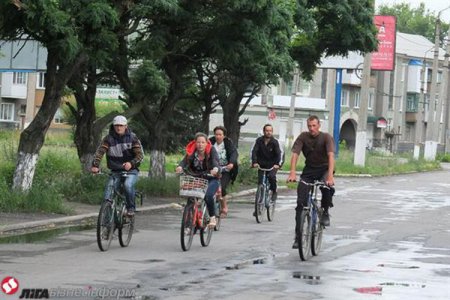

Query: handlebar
(253, 166), (274, 172)
(300, 180), (332, 189)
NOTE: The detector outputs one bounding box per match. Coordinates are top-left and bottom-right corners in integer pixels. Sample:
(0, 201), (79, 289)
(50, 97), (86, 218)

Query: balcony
(1, 72), (27, 99)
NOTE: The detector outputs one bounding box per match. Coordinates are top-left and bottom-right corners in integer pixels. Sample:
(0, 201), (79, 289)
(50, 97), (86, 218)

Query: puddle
(0, 225), (94, 244)
(292, 272), (321, 285)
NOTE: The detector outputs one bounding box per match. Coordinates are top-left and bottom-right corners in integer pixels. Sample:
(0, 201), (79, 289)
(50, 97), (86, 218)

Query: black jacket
(251, 136), (283, 169)
(209, 136), (239, 183)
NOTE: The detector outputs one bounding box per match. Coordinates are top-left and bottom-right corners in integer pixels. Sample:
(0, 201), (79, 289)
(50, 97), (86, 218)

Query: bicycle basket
(179, 175), (208, 198)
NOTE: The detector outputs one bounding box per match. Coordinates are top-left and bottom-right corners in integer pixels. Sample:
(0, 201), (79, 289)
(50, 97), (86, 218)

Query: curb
(0, 203), (178, 238)
(0, 186), (284, 238)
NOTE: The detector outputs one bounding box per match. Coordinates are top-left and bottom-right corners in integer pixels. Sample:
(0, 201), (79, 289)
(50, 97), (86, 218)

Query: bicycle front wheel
(119, 207), (135, 247)
(180, 200), (195, 251)
(298, 210), (311, 261)
(267, 190), (276, 222)
(200, 201), (213, 247)
(214, 197), (221, 231)
(311, 209), (324, 256)
(97, 201), (115, 252)
(254, 185), (265, 223)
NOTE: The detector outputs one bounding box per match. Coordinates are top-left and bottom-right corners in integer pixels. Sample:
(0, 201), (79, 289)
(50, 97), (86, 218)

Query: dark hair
(263, 124), (273, 131)
(307, 115), (320, 123)
(194, 132), (208, 141)
(213, 126), (227, 136)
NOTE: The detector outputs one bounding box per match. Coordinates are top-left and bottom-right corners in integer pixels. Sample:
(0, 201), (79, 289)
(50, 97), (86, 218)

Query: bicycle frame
(259, 167), (273, 207)
(297, 180), (328, 260)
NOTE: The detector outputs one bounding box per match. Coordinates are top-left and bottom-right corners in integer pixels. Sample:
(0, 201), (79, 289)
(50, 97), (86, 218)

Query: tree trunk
(145, 60), (184, 178)
(221, 81), (248, 145)
(148, 149), (166, 178)
(13, 52), (87, 191)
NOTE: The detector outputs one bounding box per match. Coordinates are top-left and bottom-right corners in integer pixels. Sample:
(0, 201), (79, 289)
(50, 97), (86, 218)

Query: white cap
(113, 115), (127, 125)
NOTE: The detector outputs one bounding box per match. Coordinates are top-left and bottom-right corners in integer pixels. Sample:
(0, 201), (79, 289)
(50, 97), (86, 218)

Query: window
(406, 94), (418, 112)
(0, 103), (15, 121)
(37, 72), (46, 89)
(13, 72), (27, 85)
(54, 108), (65, 124)
(354, 91), (360, 108)
(341, 90), (349, 107)
(368, 93), (373, 110)
(298, 79), (311, 96)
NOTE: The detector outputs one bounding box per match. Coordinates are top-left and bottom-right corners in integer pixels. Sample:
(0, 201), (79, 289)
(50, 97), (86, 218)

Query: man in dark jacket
(209, 126), (239, 217)
(251, 124), (284, 202)
(91, 115), (144, 216)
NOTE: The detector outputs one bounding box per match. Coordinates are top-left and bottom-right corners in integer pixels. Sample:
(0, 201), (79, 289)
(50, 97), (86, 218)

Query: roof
(319, 31), (446, 69)
(396, 32), (446, 60)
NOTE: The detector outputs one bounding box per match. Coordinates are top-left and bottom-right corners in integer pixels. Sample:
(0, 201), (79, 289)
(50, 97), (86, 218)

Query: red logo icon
(1, 277), (19, 295)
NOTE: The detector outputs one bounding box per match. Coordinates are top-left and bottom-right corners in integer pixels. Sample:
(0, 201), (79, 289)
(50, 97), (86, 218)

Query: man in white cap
(91, 115), (144, 216)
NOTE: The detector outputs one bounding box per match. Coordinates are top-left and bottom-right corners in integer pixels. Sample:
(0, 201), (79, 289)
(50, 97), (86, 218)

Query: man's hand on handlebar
(91, 166), (100, 174)
(287, 171), (297, 183)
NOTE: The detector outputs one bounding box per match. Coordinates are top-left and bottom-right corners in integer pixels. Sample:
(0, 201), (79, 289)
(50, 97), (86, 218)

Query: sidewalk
(0, 189), (258, 238)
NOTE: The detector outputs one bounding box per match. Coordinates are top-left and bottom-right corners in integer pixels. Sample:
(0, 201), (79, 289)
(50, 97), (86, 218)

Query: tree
(378, 2), (450, 43)
(291, 0), (378, 79)
(0, 0), (118, 190)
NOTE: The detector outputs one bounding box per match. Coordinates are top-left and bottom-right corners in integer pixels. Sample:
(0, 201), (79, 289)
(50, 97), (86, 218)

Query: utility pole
(286, 70), (298, 150)
(424, 7), (450, 159)
(443, 29), (450, 153)
(414, 56), (427, 159)
(354, 53), (371, 166)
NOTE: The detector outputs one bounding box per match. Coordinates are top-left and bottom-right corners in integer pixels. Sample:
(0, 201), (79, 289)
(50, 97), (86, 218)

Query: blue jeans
(204, 178), (220, 217)
(104, 170), (138, 210)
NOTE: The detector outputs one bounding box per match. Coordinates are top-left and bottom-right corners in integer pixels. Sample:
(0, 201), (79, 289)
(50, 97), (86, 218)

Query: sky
(375, 0), (450, 23)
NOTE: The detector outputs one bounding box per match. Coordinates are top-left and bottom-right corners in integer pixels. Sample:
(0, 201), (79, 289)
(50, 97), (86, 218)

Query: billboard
(371, 15), (396, 71)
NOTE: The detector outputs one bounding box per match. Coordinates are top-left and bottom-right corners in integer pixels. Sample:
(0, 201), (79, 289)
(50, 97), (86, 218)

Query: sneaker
(271, 191), (277, 202)
(126, 208), (135, 217)
(292, 237), (299, 249)
(208, 216), (216, 228)
(320, 211), (330, 226)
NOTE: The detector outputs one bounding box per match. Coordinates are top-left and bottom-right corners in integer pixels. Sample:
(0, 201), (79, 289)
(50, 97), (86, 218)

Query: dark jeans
(295, 166), (335, 235)
(104, 170), (138, 210)
(257, 168), (278, 192)
(219, 171), (232, 196)
(204, 178), (220, 217)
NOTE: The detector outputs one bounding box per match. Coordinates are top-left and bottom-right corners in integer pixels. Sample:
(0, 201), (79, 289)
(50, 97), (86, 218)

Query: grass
(0, 129), (444, 214)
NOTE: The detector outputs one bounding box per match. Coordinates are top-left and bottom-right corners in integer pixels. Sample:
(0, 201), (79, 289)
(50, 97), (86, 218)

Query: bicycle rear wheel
(200, 201), (213, 246)
(298, 210), (311, 261)
(119, 205), (135, 247)
(267, 190), (276, 221)
(311, 209), (324, 256)
(254, 185), (265, 223)
(180, 200), (195, 251)
(97, 201), (115, 252)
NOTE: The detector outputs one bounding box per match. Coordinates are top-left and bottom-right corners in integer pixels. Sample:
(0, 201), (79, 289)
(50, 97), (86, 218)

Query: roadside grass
(0, 129), (443, 214)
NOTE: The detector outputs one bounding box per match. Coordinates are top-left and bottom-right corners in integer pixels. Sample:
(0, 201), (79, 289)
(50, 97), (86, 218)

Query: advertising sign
(371, 15), (396, 71)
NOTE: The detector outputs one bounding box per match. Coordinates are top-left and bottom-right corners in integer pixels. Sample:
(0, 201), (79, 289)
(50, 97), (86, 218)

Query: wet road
(1, 168), (450, 299)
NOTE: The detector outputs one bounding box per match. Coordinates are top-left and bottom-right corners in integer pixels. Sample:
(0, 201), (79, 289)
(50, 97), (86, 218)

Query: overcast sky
(375, 0), (450, 23)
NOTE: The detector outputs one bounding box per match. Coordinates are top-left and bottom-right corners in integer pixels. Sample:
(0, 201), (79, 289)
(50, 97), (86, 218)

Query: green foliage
(0, 180), (68, 214)
(378, 2), (450, 43)
(437, 153), (450, 163)
(136, 176), (179, 197)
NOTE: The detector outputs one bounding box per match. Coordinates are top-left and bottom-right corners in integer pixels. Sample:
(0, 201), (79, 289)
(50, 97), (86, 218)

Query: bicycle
(254, 166), (276, 223)
(96, 172), (141, 252)
(297, 180), (330, 261)
(179, 174), (218, 251)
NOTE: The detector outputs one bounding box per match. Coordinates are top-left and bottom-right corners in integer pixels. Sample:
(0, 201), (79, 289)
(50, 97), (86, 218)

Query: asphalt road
(1, 167), (449, 300)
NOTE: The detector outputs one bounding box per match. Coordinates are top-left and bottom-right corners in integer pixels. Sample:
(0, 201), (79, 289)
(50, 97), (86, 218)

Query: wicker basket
(179, 175), (208, 198)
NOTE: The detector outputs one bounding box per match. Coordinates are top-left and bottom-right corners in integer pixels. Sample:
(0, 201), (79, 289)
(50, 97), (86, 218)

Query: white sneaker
(208, 216), (216, 228)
